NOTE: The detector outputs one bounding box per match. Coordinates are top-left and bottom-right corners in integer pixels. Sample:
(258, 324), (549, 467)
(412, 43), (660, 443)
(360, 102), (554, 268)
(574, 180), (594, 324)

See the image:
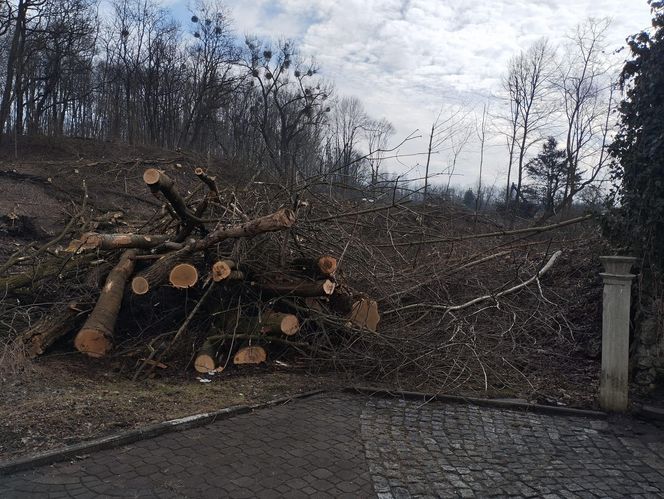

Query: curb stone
(345, 386), (608, 419)
(634, 404), (664, 422)
(0, 388), (326, 476)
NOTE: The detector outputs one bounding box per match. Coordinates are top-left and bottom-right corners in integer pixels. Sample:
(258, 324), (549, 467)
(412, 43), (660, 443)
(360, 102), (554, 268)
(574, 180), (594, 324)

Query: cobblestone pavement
(2, 393), (664, 498)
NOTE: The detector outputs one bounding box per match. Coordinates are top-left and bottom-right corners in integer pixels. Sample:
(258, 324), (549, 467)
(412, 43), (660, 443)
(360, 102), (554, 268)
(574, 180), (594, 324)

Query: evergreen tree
(463, 188), (476, 208)
(524, 136), (567, 215)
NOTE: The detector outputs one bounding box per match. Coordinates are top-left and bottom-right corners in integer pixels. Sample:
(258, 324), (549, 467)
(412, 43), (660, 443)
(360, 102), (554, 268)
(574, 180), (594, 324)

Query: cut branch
(379, 215), (592, 247)
(386, 250), (563, 314)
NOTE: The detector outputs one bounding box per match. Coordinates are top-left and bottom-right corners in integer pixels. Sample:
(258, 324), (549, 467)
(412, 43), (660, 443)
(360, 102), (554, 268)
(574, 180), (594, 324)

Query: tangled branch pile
(1, 161), (603, 398)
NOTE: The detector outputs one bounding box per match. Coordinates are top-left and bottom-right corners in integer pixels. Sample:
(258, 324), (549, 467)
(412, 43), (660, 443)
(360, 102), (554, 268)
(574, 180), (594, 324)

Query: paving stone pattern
(0, 394), (373, 499)
(2, 393), (664, 498)
(361, 398), (664, 498)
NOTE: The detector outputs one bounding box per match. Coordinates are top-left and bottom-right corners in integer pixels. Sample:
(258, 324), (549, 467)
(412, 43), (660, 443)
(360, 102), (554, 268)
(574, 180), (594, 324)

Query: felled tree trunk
(131, 253), (199, 295)
(19, 302), (89, 358)
(220, 312), (300, 336)
(134, 209), (296, 291)
(74, 250), (137, 357)
(329, 285), (380, 332)
(169, 263), (198, 289)
(194, 336), (225, 373)
(196, 208), (296, 250)
(233, 345), (267, 365)
(144, 168), (201, 225)
(66, 232), (169, 253)
(211, 260), (236, 281)
(257, 312), (300, 336)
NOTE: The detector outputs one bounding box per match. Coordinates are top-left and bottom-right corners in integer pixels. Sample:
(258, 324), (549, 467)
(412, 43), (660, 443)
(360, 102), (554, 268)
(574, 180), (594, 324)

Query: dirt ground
(0, 355), (337, 461)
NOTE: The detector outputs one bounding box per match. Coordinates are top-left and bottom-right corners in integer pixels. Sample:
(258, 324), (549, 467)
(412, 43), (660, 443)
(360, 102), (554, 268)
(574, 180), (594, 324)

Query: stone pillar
(599, 256), (637, 411)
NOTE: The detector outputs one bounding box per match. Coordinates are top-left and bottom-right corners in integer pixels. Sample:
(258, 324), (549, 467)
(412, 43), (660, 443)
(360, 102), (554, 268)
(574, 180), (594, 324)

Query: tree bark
(66, 232), (170, 253)
(0, 0), (27, 141)
(130, 253), (200, 295)
(143, 168), (202, 225)
(74, 250), (137, 357)
(135, 209), (296, 290)
(19, 302), (90, 358)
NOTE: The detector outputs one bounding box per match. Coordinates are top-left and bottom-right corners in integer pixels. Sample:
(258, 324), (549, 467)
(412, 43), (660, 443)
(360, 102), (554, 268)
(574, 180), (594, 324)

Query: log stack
(20, 167), (380, 377)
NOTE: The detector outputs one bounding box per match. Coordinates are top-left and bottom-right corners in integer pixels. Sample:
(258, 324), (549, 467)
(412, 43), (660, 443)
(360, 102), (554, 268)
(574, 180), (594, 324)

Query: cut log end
(322, 279), (336, 295)
(349, 298), (380, 333)
(194, 354), (216, 373)
(143, 168), (162, 185)
(280, 315), (300, 336)
(211, 261), (232, 282)
(233, 345), (267, 365)
(74, 329), (112, 358)
(131, 276), (150, 295)
(318, 256), (337, 276)
(194, 167), (204, 176)
(169, 263), (198, 289)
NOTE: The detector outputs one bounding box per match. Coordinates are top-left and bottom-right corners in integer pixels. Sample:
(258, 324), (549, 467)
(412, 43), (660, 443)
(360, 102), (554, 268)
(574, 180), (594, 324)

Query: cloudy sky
(155, 0), (652, 188)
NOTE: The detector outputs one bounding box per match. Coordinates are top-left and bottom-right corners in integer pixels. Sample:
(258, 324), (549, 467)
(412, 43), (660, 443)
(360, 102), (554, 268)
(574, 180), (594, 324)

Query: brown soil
(0, 356), (336, 461)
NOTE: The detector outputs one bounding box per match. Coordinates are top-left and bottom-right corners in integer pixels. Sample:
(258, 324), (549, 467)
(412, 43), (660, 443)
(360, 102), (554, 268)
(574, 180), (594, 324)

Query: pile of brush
(10, 167), (379, 379)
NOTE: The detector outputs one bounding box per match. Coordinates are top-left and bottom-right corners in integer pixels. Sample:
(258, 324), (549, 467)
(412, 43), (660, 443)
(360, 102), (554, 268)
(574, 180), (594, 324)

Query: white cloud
(223, 0), (653, 186)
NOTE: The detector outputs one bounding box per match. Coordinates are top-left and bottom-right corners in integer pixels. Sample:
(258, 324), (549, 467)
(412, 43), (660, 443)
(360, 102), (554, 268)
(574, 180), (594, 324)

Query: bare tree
(474, 102), (488, 219)
(500, 39), (555, 208)
(364, 117), (394, 186)
(554, 18), (612, 212)
(332, 96), (368, 186)
(243, 38), (331, 190)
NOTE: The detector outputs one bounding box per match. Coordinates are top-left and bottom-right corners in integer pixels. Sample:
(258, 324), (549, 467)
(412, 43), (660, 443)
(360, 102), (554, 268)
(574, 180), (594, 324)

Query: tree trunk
(131, 253), (200, 295)
(66, 232), (170, 253)
(194, 336), (226, 373)
(19, 302), (89, 358)
(74, 250), (137, 357)
(169, 263), (198, 289)
(233, 345), (267, 365)
(211, 259), (236, 281)
(135, 209), (296, 290)
(143, 168), (200, 226)
(0, 0), (26, 142)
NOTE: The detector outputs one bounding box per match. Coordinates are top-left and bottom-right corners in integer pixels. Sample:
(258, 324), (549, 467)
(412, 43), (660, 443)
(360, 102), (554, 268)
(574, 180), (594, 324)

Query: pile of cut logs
(19, 167), (379, 376)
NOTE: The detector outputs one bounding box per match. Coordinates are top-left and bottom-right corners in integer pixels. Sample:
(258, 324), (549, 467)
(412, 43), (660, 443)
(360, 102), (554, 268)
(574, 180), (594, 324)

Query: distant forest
(0, 0), (621, 215)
